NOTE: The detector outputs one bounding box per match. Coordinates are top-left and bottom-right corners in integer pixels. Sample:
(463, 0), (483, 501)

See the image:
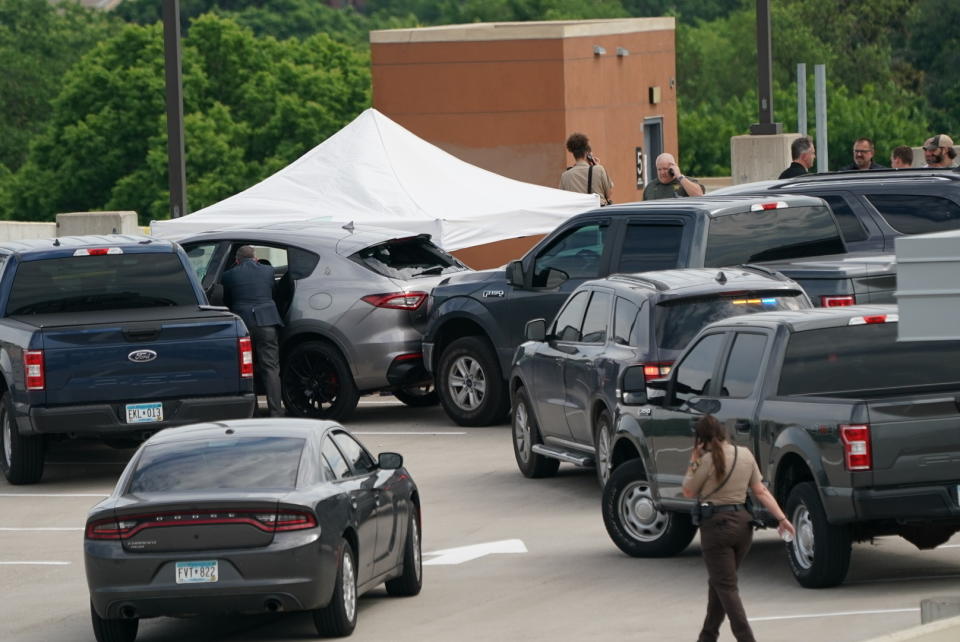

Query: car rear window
(704, 206), (846, 266)
(128, 436), (305, 492)
(6, 253), (198, 315)
(779, 323), (960, 396)
(866, 194), (960, 235)
(617, 223), (684, 272)
(351, 235), (467, 280)
(655, 292), (807, 351)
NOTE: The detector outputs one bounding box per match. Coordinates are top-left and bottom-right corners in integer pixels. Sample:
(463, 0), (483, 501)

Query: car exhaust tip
(119, 605), (138, 619)
(264, 599), (282, 613)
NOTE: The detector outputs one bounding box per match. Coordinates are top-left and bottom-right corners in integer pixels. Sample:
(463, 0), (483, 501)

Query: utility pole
(162, 0), (188, 218)
(749, 0), (782, 135)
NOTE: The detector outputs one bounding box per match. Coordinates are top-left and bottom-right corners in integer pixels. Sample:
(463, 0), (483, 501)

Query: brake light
(84, 509), (318, 540)
(821, 295), (855, 307)
(849, 313), (898, 325)
(362, 292), (428, 310)
(840, 424), (872, 471)
(238, 337), (254, 378)
(23, 350), (44, 390)
(750, 201), (788, 211)
(73, 247), (122, 256)
(642, 362), (672, 381)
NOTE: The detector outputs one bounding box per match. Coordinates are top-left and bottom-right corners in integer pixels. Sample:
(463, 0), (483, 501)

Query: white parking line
(352, 431), (466, 436)
(750, 607), (919, 622)
(0, 493), (108, 498)
(0, 561), (71, 566)
(0, 527), (83, 532)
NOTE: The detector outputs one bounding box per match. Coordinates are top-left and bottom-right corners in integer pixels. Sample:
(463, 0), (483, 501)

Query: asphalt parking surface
(2, 397), (958, 641)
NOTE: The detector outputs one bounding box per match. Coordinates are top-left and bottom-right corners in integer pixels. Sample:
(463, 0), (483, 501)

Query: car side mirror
(524, 318), (546, 342)
(544, 267), (568, 289)
(620, 366), (647, 405)
(378, 452), (403, 470)
(506, 260), (524, 287)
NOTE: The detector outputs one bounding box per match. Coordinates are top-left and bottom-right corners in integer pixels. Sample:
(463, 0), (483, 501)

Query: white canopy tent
(150, 108), (599, 251)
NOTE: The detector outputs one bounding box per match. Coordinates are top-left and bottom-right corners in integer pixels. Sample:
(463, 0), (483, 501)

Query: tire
(282, 341), (359, 422)
(393, 384), (439, 408)
(314, 539), (358, 637)
(90, 601), (138, 642)
(385, 510), (423, 597)
(594, 409), (613, 488)
(785, 482), (852, 588)
(602, 459), (696, 557)
(437, 336), (509, 426)
(0, 391), (44, 485)
(512, 387), (560, 479)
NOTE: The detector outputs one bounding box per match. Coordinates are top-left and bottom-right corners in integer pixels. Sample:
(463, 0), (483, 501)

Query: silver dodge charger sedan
(84, 419), (422, 641)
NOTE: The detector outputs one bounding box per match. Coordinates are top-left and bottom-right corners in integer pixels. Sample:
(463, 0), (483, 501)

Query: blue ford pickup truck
(0, 235), (256, 484)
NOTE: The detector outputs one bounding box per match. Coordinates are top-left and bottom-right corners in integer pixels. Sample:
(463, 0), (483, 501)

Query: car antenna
(342, 221), (355, 232)
(52, 238), (60, 246)
(716, 270), (727, 284)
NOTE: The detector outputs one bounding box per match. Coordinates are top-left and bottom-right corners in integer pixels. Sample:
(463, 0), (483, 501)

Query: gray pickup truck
(603, 304), (960, 587)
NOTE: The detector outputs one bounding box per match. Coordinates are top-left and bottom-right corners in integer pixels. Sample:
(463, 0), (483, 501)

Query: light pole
(162, 0), (188, 218)
(749, 0), (782, 135)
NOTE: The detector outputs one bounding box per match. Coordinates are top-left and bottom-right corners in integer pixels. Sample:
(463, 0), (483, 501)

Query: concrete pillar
(56, 211), (140, 237)
(730, 133), (800, 184)
(921, 597), (960, 624)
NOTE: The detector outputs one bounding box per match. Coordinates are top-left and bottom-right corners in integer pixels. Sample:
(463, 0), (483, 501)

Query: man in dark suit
(779, 135), (815, 179)
(222, 245), (284, 417)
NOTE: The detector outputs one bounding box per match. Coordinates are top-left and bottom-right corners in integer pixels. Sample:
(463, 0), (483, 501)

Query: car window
(288, 247), (320, 280)
(613, 297), (641, 346)
(332, 431), (377, 475)
(718, 333), (768, 398)
(127, 436), (305, 492)
(183, 242), (221, 281)
(617, 223), (684, 272)
(552, 290), (590, 342)
(580, 291), (612, 344)
(234, 244), (288, 271)
(866, 194), (960, 234)
(352, 235), (467, 280)
(704, 206), (846, 266)
(818, 195), (868, 242)
(321, 437), (351, 479)
(532, 222), (609, 286)
(671, 333), (725, 405)
(320, 454), (336, 481)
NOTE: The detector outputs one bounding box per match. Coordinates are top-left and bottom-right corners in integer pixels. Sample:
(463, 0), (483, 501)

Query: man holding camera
(643, 152), (704, 200)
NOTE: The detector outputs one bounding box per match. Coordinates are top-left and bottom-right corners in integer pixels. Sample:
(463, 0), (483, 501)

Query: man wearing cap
(923, 134), (958, 168)
(839, 138), (886, 171)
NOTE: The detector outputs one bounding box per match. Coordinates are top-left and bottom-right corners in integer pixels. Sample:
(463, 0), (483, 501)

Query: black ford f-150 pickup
(0, 235), (256, 484)
(423, 195), (897, 426)
(603, 305), (960, 587)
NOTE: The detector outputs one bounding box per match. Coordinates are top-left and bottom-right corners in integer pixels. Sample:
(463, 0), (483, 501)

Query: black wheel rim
(283, 350), (341, 417)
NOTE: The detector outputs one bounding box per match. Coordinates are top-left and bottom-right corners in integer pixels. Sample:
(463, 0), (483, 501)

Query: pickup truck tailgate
(15, 307), (244, 405)
(867, 393), (960, 487)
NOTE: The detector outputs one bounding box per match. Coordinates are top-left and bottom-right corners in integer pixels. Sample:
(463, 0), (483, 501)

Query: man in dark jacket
(839, 137), (886, 170)
(222, 245), (284, 417)
(778, 136), (815, 178)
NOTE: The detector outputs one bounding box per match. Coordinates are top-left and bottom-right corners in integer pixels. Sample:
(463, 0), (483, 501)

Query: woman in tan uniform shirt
(682, 415), (796, 642)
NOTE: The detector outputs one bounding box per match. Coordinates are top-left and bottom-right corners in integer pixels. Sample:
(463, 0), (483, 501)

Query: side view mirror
(506, 260), (524, 287)
(620, 366), (648, 405)
(524, 318), (546, 342)
(378, 452), (403, 470)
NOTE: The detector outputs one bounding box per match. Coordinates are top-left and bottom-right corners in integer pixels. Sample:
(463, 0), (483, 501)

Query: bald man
(643, 153), (705, 200)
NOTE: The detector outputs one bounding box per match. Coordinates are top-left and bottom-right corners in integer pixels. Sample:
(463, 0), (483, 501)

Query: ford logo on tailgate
(128, 350), (158, 363)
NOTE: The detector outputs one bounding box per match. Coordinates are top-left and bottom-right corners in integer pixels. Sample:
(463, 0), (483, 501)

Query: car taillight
(85, 509), (318, 540)
(849, 313), (898, 325)
(642, 362), (672, 381)
(840, 424), (872, 471)
(238, 337), (254, 378)
(23, 350), (44, 390)
(73, 247), (122, 256)
(821, 295), (855, 307)
(362, 292), (428, 310)
(750, 201), (788, 211)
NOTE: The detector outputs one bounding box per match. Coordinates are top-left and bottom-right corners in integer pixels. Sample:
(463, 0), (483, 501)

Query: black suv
(510, 268), (811, 487)
(713, 168), (960, 253)
(423, 194), (895, 426)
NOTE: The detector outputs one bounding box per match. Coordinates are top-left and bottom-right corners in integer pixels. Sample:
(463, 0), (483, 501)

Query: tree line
(0, 0), (954, 223)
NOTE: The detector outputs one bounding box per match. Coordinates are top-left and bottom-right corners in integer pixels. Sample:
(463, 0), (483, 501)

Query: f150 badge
(128, 350), (158, 363)
(482, 290), (505, 298)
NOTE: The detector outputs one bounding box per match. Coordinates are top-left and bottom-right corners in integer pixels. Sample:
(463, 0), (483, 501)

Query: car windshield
(655, 292), (807, 350)
(351, 235), (468, 280)
(127, 436), (305, 492)
(6, 253), (198, 315)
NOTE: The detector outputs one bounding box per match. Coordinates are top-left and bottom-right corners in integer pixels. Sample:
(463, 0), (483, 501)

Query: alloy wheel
(284, 351), (339, 415)
(618, 480), (670, 542)
(448, 356), (486, 411)
(1, 407), (11, 469)
(513, 401), (532, 464)
(411, 518), (422, 582)
(342, 550), (357, 623)
(791, 503), (816, 570)
(596, 426), (612, 486)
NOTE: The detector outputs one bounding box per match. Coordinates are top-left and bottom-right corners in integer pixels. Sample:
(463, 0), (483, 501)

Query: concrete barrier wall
(0, 222), (57, 241)
(863, 614), (960, 642)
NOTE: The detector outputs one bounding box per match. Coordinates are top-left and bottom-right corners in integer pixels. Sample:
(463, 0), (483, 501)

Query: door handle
(735, 420), (751, 433)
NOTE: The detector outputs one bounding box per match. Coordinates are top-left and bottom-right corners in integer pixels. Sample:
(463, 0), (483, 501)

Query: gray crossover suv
(510, 267), (811, 486)
(180, 223), (470, 420)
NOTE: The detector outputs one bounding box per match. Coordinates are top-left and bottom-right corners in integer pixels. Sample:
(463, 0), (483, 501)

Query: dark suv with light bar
(509, 267), (811, 487)
(603, 304), (960, 588)
(0, 235), (255, 484)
